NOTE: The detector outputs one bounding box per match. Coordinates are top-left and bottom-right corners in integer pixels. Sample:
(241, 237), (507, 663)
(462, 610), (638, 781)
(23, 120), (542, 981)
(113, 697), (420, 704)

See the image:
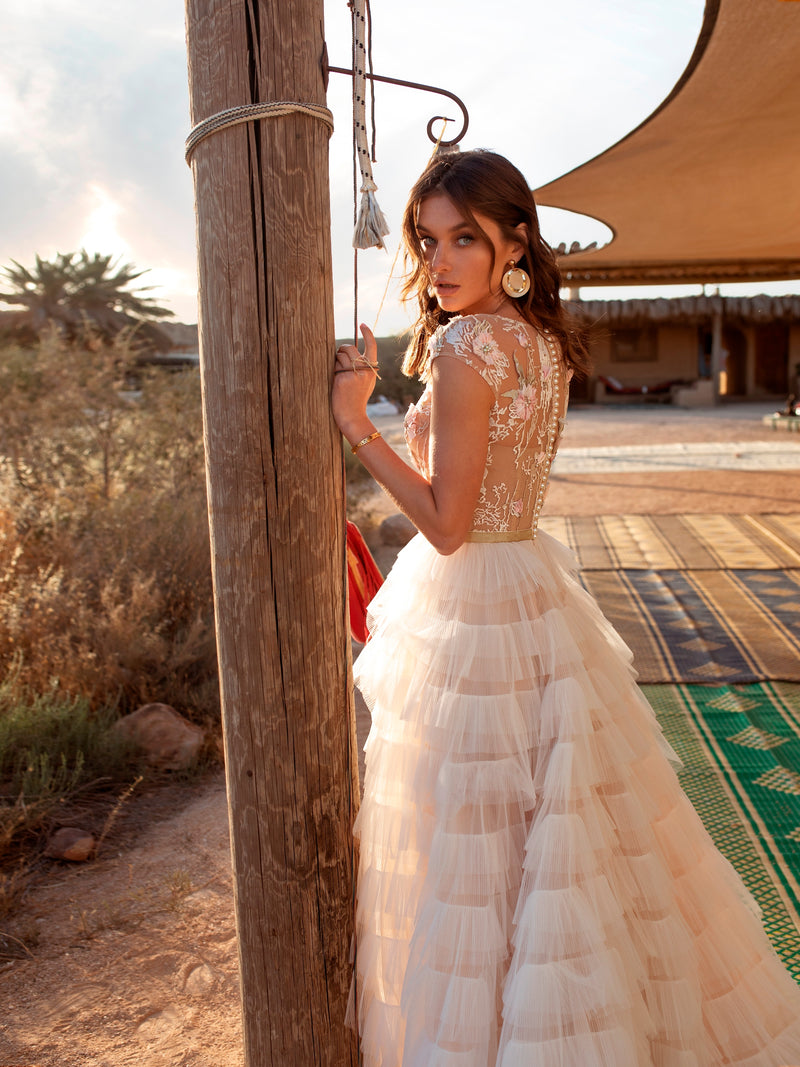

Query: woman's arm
(333, 325), (492, 555)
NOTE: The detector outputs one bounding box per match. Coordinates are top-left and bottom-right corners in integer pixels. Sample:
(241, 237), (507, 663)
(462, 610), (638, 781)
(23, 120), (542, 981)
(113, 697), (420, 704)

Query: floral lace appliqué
(508, 382), (538, 422)
(426, 316), (510, 392)
(406, 315), (566, 535)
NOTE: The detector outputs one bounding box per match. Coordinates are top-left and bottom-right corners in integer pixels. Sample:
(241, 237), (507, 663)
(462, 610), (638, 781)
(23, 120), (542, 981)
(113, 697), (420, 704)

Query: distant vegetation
(0, 328), (215, 892)
(0, 250), (174, 351)
(0, 330), (216, 716)
(0, 265), (418, 894)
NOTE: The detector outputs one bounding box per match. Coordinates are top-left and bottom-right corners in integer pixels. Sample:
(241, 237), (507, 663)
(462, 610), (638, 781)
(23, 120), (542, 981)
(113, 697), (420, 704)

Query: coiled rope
(185, 100), (333, 164)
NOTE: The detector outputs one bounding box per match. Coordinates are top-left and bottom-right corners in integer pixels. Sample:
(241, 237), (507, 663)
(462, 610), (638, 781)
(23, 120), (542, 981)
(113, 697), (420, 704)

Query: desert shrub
(373, 334), (424, 410)
(0, 674), (136, 801)
(0, 668), (140, 861)
(0, 671), (144, 896)
(0, 332), (218, 720)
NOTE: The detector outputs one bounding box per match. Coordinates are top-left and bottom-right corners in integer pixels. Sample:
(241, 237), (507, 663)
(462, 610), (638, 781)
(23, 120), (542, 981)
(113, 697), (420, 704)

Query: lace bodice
(403, 314), (568, 538)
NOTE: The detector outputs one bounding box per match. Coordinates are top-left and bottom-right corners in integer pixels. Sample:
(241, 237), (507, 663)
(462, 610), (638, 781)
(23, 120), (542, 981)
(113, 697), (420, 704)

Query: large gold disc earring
(502, 260), (531, 299)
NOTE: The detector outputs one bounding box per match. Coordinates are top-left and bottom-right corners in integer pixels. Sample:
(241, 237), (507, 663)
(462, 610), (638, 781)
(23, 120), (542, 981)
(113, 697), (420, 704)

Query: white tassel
(350, 0), (389, 252)
(353, 178), (390, 250)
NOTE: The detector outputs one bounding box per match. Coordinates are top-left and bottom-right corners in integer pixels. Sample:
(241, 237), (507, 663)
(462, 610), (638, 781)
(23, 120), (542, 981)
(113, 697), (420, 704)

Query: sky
(1, 0), (796, 337)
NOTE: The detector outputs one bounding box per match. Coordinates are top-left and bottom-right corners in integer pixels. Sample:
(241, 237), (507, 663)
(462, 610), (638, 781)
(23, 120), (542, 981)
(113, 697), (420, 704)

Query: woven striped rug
(540, 513), (800, 571)
(538, 513), (800, 683)
(584, 568), (800, 683)
(644, 682), (800, 980)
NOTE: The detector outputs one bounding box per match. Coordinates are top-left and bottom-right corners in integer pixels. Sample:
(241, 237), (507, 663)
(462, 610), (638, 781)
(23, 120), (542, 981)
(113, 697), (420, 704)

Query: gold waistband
(464, 529), (535, 543)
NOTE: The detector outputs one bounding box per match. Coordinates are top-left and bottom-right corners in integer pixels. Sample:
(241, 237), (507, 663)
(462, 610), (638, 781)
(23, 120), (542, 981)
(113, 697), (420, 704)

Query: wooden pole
(184, 2), (359, 1063)
(711, 303), (724, 403)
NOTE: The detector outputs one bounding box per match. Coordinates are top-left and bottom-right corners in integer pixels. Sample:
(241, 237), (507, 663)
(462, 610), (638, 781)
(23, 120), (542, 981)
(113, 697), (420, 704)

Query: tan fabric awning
(534, 0), (800, 286)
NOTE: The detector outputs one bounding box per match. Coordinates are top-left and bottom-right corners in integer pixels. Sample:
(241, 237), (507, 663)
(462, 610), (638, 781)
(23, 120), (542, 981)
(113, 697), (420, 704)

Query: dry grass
(0, 333), (218, 913)
(0, 674), (141, 885)
(0, 332), (218, 719)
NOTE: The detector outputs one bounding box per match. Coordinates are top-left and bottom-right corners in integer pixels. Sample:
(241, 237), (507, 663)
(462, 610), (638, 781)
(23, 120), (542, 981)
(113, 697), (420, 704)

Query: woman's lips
(435, 282), (458, 295)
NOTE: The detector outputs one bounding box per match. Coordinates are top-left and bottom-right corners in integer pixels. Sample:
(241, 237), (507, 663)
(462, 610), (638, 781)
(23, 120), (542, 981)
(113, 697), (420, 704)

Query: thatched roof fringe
(570, 294), (800, 328)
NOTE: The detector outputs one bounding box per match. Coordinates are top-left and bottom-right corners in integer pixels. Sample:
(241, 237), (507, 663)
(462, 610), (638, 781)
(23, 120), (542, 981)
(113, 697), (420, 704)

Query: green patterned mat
(644, 682), (800, 981)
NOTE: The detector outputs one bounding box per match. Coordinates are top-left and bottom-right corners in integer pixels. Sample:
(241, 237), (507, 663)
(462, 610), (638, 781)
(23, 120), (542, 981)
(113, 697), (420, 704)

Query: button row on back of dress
(530, 331), (562, 539)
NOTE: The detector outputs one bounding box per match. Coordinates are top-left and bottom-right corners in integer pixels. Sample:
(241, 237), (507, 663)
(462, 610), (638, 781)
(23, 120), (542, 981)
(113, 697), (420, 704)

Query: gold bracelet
(351, 430), (381, 454)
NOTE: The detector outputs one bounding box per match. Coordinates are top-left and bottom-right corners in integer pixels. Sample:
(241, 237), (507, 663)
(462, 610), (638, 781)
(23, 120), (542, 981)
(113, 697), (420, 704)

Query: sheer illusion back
(404, 315), (567, 539)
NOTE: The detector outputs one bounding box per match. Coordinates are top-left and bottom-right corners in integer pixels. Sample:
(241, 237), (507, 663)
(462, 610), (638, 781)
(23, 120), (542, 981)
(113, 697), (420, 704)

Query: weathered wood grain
(185, 2), (359, 1063)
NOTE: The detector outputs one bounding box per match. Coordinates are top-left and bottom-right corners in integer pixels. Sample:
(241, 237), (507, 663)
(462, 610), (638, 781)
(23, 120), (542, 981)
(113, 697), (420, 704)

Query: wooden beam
(185, 1), (359, 1063)
(559, 258), (800, 287)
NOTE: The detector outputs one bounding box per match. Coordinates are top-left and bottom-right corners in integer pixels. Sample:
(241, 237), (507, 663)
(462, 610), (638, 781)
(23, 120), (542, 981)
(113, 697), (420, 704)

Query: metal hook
(325, 60), (469, 147)
(427, 116), (456, 146)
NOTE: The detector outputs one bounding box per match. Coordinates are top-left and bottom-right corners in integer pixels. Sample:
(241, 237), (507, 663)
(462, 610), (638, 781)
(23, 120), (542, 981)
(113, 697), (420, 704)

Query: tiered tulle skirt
(350, 531), (800, 1066)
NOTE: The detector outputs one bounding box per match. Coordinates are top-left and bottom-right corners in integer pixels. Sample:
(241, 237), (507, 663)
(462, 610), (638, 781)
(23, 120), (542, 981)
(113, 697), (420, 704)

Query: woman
(332, 150), (800, 1066)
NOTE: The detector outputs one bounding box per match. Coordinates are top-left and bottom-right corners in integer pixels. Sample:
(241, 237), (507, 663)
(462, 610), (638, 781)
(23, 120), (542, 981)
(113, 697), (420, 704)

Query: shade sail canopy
(535, 0), (800, 287)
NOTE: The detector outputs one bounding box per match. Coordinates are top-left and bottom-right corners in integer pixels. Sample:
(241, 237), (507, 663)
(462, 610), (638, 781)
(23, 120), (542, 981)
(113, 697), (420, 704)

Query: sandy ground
(1, 778), (241, 1067)
(2, 401), (799, 1066)
(546, 401), (800, 516)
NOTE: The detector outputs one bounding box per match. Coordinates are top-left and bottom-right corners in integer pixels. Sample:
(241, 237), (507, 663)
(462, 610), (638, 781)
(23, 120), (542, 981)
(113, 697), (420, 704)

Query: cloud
(0, 0), (722, 331)
(0, 0), (197, 318)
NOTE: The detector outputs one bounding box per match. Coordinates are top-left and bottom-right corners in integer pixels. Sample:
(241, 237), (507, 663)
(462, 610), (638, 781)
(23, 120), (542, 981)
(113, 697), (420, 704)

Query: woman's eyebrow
(416, 222), (472, 235)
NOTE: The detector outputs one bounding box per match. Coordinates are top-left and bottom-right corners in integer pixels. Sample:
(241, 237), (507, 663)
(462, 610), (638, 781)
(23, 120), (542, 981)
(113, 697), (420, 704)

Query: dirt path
(2, 401), (798, 1066)
(1, 777), (242, 1067)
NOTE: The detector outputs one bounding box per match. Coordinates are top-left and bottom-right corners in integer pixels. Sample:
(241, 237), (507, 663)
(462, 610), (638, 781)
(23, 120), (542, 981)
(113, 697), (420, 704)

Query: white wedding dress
(349, 313), (800, 1066)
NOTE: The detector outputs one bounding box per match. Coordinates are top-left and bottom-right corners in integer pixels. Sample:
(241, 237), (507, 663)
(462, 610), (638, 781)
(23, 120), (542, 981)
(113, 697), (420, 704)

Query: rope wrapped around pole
(350, 0), (389, 250)
(185, 100), (333, 163)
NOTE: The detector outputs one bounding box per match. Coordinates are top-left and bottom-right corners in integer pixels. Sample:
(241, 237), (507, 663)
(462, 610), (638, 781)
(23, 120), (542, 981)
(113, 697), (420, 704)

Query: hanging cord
(365, 0), (378, 162)
(185, 100), (333, 163)
(351, 3), (360, 344)
(349, 0), (389, 250)
(371, 117), (452, 334)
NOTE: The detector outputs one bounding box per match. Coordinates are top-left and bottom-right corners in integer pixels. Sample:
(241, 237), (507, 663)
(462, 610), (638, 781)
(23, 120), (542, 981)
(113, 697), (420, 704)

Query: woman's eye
(456, 234), (474, 246)
(419, 235), (435, 249)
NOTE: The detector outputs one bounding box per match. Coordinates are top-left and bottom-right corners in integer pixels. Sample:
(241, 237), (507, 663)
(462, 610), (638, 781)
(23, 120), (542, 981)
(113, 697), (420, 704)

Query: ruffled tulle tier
(350, 531), (800, 1066)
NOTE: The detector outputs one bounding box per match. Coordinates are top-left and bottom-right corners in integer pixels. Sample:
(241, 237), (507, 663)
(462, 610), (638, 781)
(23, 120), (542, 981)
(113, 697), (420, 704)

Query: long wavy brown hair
(400, 149), (590, 379)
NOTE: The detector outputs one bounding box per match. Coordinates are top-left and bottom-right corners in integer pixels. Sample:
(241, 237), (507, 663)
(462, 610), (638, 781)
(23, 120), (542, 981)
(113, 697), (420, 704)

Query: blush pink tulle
(349, 314), (800, 1065)
(349, 530), (800, 1066)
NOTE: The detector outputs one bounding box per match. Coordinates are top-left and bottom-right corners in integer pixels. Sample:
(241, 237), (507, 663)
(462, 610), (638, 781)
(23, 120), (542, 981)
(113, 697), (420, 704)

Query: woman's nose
(431, 245), (449, 274)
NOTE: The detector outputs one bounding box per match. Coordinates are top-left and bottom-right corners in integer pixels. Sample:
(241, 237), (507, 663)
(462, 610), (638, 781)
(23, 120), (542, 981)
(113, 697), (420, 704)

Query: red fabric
(346, 521), (384, 643)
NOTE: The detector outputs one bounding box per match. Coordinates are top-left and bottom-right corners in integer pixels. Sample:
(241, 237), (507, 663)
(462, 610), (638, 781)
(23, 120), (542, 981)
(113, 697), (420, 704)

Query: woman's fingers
(359, 322), (377, 357)
(330, 323), (381, 435)
(335, 330), (379, 375)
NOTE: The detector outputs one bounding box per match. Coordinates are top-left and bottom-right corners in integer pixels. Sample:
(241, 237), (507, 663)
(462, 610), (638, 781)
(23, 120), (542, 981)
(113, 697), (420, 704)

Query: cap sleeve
(426, 316), (511, 395)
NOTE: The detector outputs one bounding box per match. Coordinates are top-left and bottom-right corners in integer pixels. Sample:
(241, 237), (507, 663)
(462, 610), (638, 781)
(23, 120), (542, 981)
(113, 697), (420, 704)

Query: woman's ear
(511, 223), (529, 261)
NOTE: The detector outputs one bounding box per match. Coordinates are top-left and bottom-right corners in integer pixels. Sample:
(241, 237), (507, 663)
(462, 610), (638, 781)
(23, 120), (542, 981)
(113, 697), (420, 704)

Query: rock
(373, 544), (403, 577)
(45, 827), (96, 862)
(114, 703), (205, 770)
(183, 962), (217, 995)
(379, 513), (416, 547)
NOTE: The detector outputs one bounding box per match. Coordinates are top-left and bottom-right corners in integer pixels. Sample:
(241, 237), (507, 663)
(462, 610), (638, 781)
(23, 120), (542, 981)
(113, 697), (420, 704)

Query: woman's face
(415, 193), (523, 317)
